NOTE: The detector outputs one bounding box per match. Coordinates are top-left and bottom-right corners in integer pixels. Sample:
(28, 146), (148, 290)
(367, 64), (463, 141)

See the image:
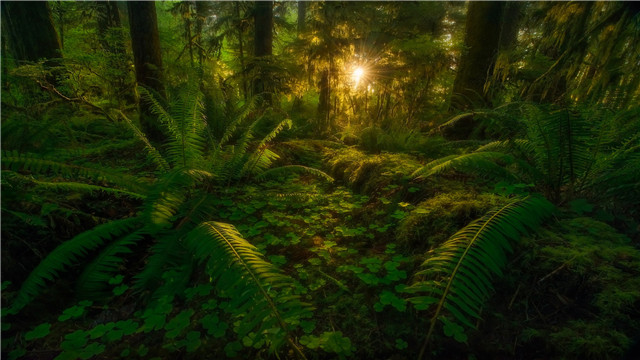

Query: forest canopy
(1, 1), (639, 360)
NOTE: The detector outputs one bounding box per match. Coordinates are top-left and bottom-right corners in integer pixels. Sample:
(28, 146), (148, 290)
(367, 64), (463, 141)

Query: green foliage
(8, 218), (140, 313)
(404, 195), (554, 352)
(413, 105), (640, 206)
(397, 192), (509, 252)
(327, 147), (422, 194)
(185, 221), (312, 352)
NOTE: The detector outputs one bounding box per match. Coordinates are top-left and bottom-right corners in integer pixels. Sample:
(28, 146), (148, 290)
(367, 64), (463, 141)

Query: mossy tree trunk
(127, 1), (166, 142)
(1, 1), (63, 85)
(450, 1), (505, 111)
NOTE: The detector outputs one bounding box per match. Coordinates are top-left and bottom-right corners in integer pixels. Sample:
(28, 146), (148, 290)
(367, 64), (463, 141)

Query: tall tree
(297, 1), (307, 34)
(96, 1), (123, 53)
(252, 0), (273, 100)
(450, 1), (505, 110)
(127, 1), (165, 141)
(1, 2), (62, 63)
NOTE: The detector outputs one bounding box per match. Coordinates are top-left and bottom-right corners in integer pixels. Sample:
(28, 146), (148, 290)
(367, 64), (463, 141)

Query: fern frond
(243, 148), (280, 177)
(184, 222), (312, 356)
(134, 231), (188, 292)
(412, 152), (518, 182)
(257, 119), (292, 150)
(218, 97), (257, 148)
(8, 171), (145, 199)
(139, 86), (176, 134)
(1, 150), (147, 193)
(258, 165), (334, 183)
(141, 168), (211, 228)
(166, 89), (207, 168)
(404, 195), (554, 355)
(118, 110), (170, 172)
(76, 230), (145, 299)
(10, 217), (141, 313)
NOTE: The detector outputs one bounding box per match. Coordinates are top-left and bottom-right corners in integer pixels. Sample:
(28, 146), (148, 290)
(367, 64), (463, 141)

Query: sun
(352, 66), (365, 88)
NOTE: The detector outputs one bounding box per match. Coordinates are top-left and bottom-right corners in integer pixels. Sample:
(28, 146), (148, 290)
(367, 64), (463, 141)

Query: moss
(326, 147), (423, 194)
(396, 192), (507, 252)
(482, 217), (640, 359)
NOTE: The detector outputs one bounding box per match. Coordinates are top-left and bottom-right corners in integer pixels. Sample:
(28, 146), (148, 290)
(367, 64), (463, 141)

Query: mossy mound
(326, 147), (423, 194)
(478, 217), (640, 359)
(272, 139), (342, 168)
(396, 192), (508, 252)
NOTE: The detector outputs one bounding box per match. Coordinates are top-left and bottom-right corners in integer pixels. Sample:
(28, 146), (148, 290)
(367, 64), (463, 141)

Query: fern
(9, 217), (141, 313)
(258, 165), (335, 182)
(76, 230), (145, 299)
(184, 222), (311, 357)
(404, 195), (554, 359)
(7, 172), (145, 199)
(412, 152), (518, 182)
(1, 150), (147, 193)
(118, 110), (170, 172)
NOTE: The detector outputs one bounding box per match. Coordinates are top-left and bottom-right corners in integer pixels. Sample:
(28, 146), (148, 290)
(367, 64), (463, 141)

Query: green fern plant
(414, 105), (639, 205)
(4, 85), (327, 358)
(403, 195), (555, 359)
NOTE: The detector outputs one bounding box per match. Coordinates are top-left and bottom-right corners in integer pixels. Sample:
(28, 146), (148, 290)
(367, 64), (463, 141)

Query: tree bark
(127, 1), (166, 141)
(253, 0), (273, 101)
(1, 1), (62, 63)
(297, 1), (307, 34)
(499, 2), (523, 51)
(450, 1), (505, 111)
(317, 69), (330, 130)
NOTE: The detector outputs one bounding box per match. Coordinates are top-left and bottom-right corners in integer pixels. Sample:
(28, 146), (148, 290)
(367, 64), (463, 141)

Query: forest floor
(2, 127), (639, 360)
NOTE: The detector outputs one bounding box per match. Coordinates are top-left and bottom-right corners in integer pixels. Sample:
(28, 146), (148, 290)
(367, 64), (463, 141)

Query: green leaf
(164, 309), (193, 338)
(25, 323), (51, 341)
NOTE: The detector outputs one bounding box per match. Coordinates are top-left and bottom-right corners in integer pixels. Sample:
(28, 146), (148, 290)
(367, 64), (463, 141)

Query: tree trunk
(1, 2), (62, 63)
(297, 1), (307, 34)
(127, 1), (166, 142)
(195, 1), (205, 67)
(450, 1), (505, 111)
(96, 1), (123, 53)
(253, 0), (273, 101)
(499, 2), (523, 51)
(317, 69), (330, 131)
(234, 2), (248, 100)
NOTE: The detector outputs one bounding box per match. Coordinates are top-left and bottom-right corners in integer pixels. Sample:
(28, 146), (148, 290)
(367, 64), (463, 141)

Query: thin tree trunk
(235, 2), (248, 100)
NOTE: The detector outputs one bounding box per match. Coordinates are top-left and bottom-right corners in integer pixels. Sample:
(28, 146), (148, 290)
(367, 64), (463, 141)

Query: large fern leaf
(9, 217), (141, 313)
(184, 222), (312, 356)
(118, 110), (170, 172)
(404, 195), (554, 357)
(411, 152), (518, 181)
(257, 165), (335, 183)
(76, 230), (145, 299)
(2, 150), (147, 193)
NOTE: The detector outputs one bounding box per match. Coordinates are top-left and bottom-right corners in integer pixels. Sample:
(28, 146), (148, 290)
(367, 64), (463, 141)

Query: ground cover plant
(2, 1), (639, 360)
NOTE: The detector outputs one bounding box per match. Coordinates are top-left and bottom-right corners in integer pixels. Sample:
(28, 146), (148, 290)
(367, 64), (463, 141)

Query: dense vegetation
(1, 1), (639, 359)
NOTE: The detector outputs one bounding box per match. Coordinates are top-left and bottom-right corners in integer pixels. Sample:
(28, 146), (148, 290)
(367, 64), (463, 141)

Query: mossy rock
(326, 147), (422, 194)
(396, 192), (507, 252)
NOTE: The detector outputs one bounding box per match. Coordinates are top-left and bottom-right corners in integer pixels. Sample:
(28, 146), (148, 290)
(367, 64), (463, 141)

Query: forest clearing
(1, 1), (639, 359)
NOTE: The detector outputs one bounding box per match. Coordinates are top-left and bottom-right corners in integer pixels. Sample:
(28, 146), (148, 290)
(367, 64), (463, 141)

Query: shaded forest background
(1, 1), (639, 360)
